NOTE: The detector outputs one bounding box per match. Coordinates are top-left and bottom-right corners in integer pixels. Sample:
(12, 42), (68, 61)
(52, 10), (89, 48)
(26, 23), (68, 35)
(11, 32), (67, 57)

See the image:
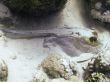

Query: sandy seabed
(0, 0), (110, 82)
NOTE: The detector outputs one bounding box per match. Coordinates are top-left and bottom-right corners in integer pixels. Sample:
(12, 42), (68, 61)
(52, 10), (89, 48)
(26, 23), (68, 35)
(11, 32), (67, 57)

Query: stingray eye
(89, 36), (97, 43)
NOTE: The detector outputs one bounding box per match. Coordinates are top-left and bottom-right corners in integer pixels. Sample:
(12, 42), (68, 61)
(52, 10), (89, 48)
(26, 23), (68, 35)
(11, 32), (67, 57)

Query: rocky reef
(85, 73), (110, 82)
(3, 0), (67, 16)
(87, 0), (110, 23)
(30, 53), (79, 82)
(84, 56), (110, 82)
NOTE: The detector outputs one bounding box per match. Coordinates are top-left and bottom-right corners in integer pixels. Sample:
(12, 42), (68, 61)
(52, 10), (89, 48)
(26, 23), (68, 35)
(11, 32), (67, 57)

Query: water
(0, 0), (110, 82)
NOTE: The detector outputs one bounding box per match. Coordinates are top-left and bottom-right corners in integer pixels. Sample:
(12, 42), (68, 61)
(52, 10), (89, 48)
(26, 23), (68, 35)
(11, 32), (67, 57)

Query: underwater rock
(41, 54), (77, 80)
(30, 70), (50, 82)
(30, 70), (79, 82)
(52, 77), (79, 82)
(87, 0), (110, 23)
(83, 56), (110, 82)
(0, 59), (8, 82)
(3, 0), (67, 16)
(85, 72), (110, 82)
(69, 75), (79, 82)
(0, 3), (14, 27)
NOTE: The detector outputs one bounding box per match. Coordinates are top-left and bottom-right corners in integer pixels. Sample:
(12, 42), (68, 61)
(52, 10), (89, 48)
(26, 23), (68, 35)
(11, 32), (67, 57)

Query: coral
(3, 0), (67, 16)
(41, 54), (77, 80)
